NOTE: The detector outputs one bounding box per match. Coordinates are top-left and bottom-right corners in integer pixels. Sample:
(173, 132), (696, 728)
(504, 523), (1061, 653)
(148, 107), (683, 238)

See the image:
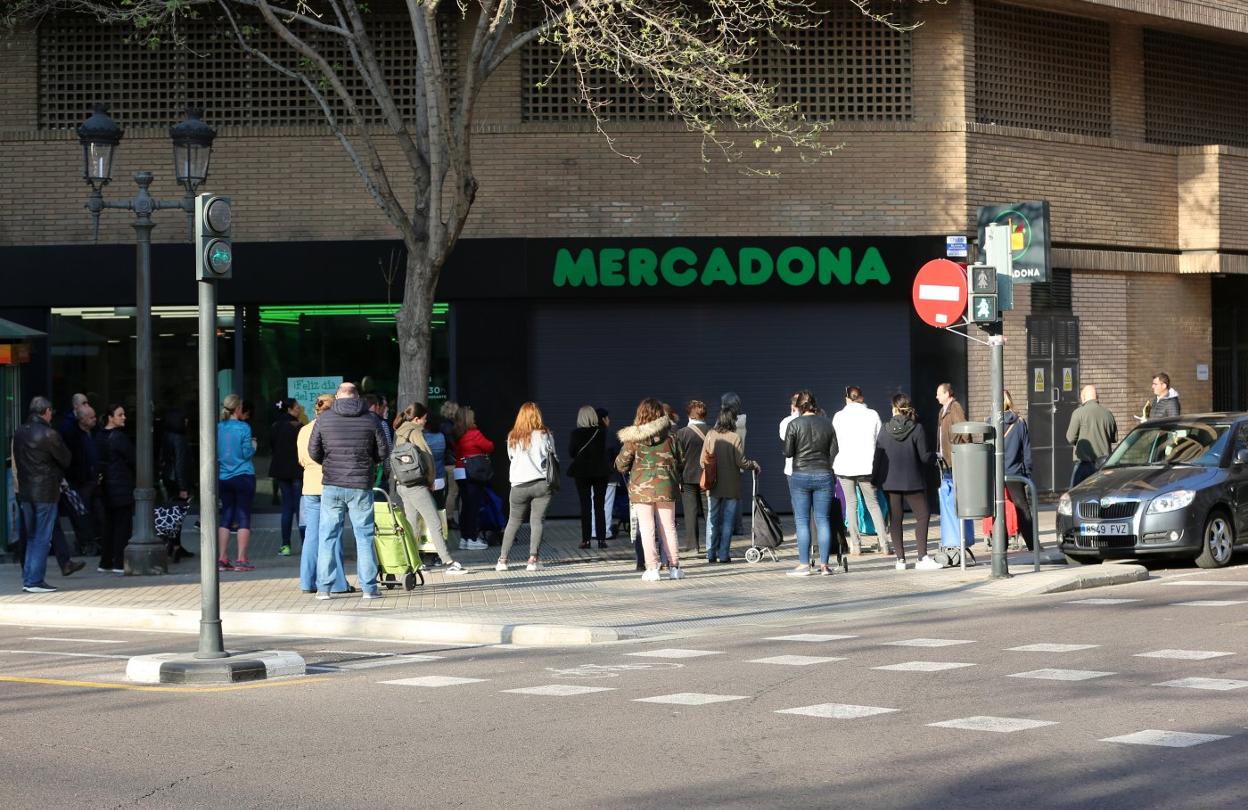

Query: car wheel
(1194, 510), (1235, 569)
(1064, 554), (1100, 566)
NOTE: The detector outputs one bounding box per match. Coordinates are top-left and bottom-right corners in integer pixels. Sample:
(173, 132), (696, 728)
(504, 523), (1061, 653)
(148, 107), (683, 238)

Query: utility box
(952, 421), (995, 519)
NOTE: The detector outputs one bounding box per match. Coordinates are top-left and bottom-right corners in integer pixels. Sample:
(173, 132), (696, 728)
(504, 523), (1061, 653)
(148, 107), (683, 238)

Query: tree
(5, 0), (924, 406)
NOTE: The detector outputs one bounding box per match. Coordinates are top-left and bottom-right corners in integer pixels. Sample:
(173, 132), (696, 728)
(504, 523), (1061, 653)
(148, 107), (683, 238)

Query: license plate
(1079, 522), (1130, 535)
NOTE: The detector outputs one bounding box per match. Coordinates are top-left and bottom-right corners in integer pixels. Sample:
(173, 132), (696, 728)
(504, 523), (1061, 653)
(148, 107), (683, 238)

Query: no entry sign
(912, 259), (967, 328)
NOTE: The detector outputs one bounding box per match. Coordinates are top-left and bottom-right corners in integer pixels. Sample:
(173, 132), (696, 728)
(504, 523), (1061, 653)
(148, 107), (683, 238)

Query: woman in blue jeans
(701, 405), (759, 563)
(217, 394), (257, 571)
(296, 394), (350, 593)
(782, 390), (839, 576)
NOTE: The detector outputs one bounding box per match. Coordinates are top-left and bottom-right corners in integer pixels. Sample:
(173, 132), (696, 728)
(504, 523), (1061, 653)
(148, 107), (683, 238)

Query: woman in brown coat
(701, 405), (760, 563)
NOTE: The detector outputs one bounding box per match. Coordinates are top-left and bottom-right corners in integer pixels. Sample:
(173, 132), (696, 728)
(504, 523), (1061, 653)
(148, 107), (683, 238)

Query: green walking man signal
(196, 193), (233, 280)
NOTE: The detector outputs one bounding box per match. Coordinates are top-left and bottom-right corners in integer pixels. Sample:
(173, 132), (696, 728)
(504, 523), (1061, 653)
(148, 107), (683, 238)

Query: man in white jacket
(832, 386), (891, 559)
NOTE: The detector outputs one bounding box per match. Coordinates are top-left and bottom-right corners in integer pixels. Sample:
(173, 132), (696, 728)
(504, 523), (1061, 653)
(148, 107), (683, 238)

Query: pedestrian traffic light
(969, 293), (999, 324)
(195, 193), (232, 280)
(968, 263), (997, 295)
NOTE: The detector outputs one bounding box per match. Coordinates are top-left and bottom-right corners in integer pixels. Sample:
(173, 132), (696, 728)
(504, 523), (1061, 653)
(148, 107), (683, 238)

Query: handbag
(60, 480), (87, 517)
(699, 435), (718, 491)
(544, 442), (561, 494)
(464, 454), (493, 483)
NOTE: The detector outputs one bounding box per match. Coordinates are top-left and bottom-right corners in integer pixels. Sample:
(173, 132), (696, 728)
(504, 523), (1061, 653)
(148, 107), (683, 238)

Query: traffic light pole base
(126, 650), (306, 685)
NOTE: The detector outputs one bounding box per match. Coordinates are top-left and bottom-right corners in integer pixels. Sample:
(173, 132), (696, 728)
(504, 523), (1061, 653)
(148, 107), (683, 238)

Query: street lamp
(77, 103), (217, 576)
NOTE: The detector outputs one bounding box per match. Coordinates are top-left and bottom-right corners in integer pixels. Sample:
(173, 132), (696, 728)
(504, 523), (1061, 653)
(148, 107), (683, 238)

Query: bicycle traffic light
(195, 193), (233, 280)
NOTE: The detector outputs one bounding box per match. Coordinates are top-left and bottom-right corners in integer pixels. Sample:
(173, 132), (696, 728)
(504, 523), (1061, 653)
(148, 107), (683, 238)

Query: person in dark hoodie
(308, 382), (388, 600)
(269, 398), (304, 557)
(877, 393), (936, 570)
(1002, 390), (1035, 550)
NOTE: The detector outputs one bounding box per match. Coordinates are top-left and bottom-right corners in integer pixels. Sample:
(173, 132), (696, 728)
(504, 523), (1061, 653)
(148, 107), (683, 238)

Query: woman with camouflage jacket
(616, 398), (685, 582)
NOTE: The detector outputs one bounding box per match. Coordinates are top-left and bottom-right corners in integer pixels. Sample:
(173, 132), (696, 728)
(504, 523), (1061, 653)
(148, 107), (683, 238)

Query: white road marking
(874, 661), (976, 672)
(501, 685), (617, 696)
(1135, 650), (1234, 661)
(316, 650), (444, 658)
(0, 648), (129, 660)
(928, 716), (1057, 733)
(380, 676), (488, 687)
(1101, 730), (1230, 748)
(1007, 644), (1100, 653)
(26, 637), (126, 645)
(1172, 600), (1247, 607)
(633, 693), (748, 706)
(1008, 669), (1114, 681)
(1159, 580), (1247, 587)
(748, 655), (846, 666)
(625, 649), (723, 659)
(1154, 677), (1248, 691)
(1066, 598), (1141, 605)
(884, 638), (975, 648)
(335, 656), (443, 670)
(764, 634), (859, 643)
(776, 704), (898, 720)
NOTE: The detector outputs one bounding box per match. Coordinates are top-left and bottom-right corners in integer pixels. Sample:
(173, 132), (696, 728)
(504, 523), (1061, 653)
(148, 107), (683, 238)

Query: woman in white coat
(832, 385), (890, 556)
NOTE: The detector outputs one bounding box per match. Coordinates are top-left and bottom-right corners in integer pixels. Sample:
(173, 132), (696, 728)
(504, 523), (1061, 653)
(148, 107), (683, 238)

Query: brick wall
(0, 27), (37, 130)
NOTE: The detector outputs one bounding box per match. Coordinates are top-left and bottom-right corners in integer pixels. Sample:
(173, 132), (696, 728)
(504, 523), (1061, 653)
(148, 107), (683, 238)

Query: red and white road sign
(912, 259), (968, 328)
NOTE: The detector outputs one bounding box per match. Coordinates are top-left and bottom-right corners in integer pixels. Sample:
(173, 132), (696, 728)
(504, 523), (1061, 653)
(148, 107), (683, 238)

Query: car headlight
(1058, 493), (1072, 516)
(1147, 490), (1196, 514)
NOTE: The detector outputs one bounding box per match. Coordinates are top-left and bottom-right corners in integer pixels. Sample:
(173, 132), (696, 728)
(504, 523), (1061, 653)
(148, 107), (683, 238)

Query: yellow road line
(0, 675), (328, 693)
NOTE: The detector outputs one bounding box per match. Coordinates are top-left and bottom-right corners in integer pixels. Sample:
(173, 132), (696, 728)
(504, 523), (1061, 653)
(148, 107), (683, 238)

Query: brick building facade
(2, 0), (1247, 502)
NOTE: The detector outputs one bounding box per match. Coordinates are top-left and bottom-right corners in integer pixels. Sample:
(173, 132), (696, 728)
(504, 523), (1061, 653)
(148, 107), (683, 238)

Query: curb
(974, 563), (1150, 597)
(0, 603), (620, 647)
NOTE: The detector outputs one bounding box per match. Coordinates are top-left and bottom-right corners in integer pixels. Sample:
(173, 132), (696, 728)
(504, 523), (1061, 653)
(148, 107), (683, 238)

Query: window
(521, 3), (912, 123)
(1144, 29), (1248, 148)
(974, 0), (1111, 137)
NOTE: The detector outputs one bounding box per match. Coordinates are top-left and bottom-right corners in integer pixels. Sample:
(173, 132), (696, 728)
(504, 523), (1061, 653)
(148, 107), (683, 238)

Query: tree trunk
(395, 251), (440, 409)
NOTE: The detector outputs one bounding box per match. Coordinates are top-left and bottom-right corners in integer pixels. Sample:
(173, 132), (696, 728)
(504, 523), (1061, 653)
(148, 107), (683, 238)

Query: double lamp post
(75, 103), (218, 576)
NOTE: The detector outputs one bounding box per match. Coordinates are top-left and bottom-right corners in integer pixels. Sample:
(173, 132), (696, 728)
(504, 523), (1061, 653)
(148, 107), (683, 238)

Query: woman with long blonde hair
(496, 402), (557, 572)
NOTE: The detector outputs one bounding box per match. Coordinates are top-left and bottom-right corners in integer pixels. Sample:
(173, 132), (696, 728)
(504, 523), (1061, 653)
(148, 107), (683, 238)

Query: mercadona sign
(552, 245), (893, 289)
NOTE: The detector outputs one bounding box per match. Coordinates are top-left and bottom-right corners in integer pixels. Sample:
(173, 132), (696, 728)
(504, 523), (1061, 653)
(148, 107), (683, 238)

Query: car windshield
(1103, 422), (1232, 468)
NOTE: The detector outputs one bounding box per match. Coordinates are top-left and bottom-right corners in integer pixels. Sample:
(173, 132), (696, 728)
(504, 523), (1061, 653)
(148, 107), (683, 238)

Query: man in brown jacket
(935, 383), (969, 471)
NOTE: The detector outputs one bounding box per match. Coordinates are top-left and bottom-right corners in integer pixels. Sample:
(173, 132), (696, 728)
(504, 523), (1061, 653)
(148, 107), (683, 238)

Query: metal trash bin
(951, 422), (994, 519)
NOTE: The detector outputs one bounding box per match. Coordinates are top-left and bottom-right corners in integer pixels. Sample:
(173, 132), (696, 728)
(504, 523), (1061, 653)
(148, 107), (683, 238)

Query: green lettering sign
(599, 248), (626, 287)
(701, 247), (737, 286)
(854, 246), (891, 285)
(553, 248), (597, 287)
(660, 247), (698, 286)
(818, 247), (853, 285)
(738, 247), (773, 286)
(628, 248), (659, 286)
(776, 247), (815, 285)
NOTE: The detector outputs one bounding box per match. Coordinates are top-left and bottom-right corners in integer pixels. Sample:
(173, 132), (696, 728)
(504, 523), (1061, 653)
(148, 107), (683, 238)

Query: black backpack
(390, 441), (430, 487)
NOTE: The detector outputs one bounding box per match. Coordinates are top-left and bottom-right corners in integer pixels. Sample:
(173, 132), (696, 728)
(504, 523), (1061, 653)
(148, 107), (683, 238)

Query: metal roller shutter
(530, 300), (911, 517)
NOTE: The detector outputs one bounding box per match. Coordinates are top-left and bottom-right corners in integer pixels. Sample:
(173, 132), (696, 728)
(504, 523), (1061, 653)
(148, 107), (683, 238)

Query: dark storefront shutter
(530, 300), (912, 517)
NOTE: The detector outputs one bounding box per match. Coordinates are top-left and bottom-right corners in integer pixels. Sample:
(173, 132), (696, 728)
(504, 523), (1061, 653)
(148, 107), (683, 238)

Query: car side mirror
(1236, 448), (1248, 465)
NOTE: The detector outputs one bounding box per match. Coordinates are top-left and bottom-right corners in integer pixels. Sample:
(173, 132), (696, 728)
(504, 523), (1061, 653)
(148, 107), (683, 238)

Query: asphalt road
(2, 566), (1246, 809)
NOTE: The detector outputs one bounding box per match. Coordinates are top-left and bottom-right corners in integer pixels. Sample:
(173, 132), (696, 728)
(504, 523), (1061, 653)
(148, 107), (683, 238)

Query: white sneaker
(315, 592), (332, 600)
(494, 561), (508, 572)
(641, 568), (661, 582)
(787, 565), (812, 577)
(915, 556), (943, 571)
(895, 560), (908, 571)
(445, 561), (467, 576)
(459, 538), (487, 550)
(669, 566), (685, 581)
(526, 559), (540, 572)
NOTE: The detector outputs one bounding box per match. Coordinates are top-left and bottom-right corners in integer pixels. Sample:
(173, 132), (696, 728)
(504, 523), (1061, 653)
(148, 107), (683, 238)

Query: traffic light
(969, 293), (999, 324)
(969, 263), (997, 295)
(195, 193), (232, 280)
(967, 262), (1000, 325)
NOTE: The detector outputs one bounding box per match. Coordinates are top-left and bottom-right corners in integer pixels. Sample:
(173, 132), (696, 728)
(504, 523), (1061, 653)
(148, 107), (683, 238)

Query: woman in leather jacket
(782, 390), (839, 576)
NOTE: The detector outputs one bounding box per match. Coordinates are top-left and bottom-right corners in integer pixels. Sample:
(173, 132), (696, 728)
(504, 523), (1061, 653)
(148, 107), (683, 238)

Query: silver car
(1056, 413), (1248, 568)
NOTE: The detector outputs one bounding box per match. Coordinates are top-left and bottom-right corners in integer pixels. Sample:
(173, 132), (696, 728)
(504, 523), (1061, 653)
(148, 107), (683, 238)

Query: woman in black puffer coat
(95, 404), (136, 574)
(876, 393), (935, 570)
(568, 405), (608, 549)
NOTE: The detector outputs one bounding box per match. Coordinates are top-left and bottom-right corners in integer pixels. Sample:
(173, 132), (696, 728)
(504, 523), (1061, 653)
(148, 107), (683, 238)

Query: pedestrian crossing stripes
(1154, 677), (1248, 691)
(776, 704), (898, 719)
(1100, 730), (1230, 748)
(624, 649), (723, 659)
(873, 661), (976, 672)
(502, 684), (616, 696)
(748, 655), (845, 666)
(1134, 650), (1234, 661)
(763, 634), (859, 643)
(884, 638), (975, 648)
(1172, 600), (1247, 607)
(634, 692), (748, 705)
(1007, 643), (1100, 653)
(927, 716), (1057, 733)
(381, 676), (488, 687)
(1009, 669), (1115, 681)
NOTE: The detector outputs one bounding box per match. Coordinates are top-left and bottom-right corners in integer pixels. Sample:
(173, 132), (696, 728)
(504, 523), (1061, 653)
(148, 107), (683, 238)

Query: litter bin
(951, 422), (994, 519)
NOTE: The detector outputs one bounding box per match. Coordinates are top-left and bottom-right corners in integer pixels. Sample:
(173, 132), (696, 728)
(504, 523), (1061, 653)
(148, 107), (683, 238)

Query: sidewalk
(0, 508), (1146, 645)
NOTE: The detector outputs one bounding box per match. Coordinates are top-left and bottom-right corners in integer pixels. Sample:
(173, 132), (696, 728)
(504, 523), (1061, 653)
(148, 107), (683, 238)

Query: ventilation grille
(38, 13), (458, 129)
(1144, 29), (1248, 148)
(1031, 269), (1073, 313)
(974, 0), (1110, 137)
(521, 4), (912, 123)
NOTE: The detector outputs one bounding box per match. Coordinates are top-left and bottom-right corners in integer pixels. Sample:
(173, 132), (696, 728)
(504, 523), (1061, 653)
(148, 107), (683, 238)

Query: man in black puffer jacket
(308, 383), (387, 600)
(14, 396), (72, 593)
